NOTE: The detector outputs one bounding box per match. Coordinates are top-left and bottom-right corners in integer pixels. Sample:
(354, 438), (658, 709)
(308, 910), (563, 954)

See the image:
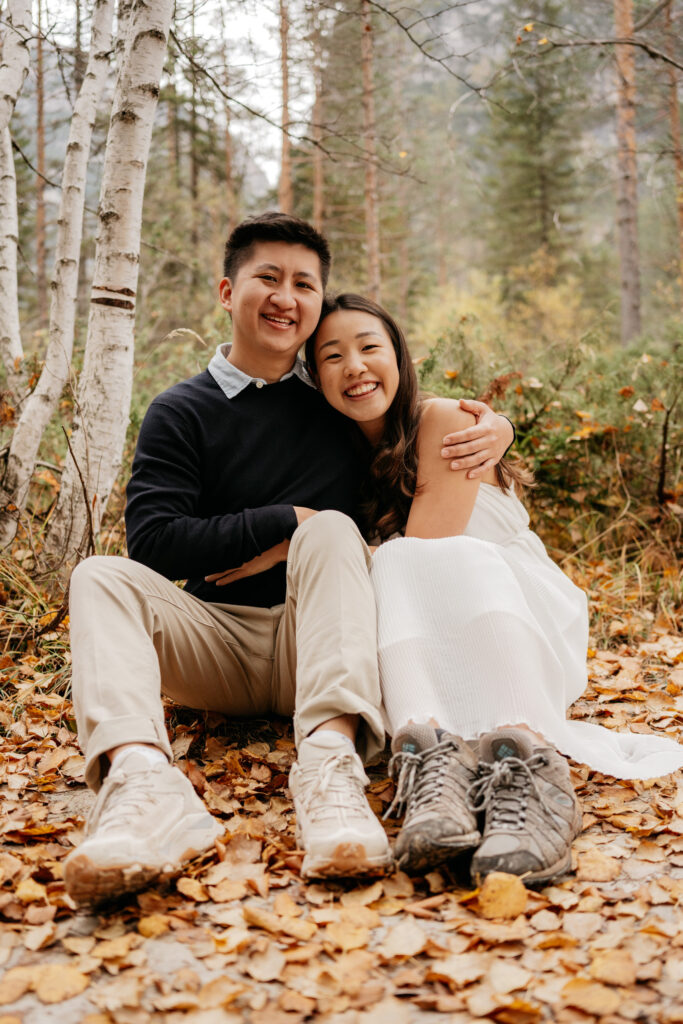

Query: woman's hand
(440, 399), (514, 479)
(205, 539), (290, 586)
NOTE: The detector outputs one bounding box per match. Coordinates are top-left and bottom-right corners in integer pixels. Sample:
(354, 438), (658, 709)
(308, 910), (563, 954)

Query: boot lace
(466, 753), (550, 831)
(300, 753), (369, 822)
(384, 739), (462, 820)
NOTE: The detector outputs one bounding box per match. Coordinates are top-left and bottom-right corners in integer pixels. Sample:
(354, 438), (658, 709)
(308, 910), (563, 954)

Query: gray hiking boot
(469, 728), (583, 886)
(386, 723), (480, 873)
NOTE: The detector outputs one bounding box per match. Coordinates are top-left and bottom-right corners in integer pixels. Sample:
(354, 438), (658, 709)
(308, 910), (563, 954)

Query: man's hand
(440, 399), (514, 479)
(205, 539), (290, 586)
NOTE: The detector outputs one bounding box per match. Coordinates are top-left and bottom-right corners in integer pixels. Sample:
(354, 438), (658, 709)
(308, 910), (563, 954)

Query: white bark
(0, 126), (22, 390)
(0, 0), (32, 135)
(43, 0), (174, 567)
(0, 0), (115, 549)
(0, 0), (31, 387)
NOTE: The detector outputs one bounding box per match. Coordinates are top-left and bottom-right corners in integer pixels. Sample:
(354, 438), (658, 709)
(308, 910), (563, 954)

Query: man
(64, 212), (514, 902)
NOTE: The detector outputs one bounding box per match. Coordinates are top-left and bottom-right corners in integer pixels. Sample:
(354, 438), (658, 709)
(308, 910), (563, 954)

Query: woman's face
(313, 309), (400, 442)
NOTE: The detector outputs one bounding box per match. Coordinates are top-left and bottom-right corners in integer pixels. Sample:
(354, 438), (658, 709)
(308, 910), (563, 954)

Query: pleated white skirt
(371, 485), (683, 780)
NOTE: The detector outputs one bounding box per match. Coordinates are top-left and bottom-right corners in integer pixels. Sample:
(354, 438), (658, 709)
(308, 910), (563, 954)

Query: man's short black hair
(223, 211), (331, 288)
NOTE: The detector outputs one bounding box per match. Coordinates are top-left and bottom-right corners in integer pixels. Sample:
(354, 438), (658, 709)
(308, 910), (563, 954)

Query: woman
(306, 293), (683, 885)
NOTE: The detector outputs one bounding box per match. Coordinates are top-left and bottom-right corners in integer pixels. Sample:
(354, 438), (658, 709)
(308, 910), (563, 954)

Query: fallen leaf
(197, 976), (245, 1008)
(561, 977), (620, 1014)
(243, 904), (317, 941)
(325, 919), (371, 951)
(0, 967), (35, 1005)
(576, 848), (621, 881)
(377, 919), (427, 960)
(137, 914), (171, 938)
(245, 945), (286, 982)
(427, 952), (490, 988)
(477, 872), (527, 919)
(177, 876), (209, 902)
(14, 877), (48, 904)
(33, 963), (90, 1003)
(590, 949), (637, 986)
(488, 959), (533, 993)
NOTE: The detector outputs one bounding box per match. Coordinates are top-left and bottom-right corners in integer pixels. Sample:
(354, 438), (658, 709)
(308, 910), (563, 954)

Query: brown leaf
(207, 879), (248, 902)
(245, 944), (286, 982)
(426, 952), (490, 988)
(561, 977), (621, 1015)
(137, 914), (171, 938)
(243, 904), (317, 941)
(324, 919), (371, 951)
(576, 848), (621, 881)
(0, 967), (35, 1005)
(340, 881), (383, 906)
(377, 919), (427, 960)
(197, 976), (245, 1008)
(33, 963), (90, 1004)
(589, 949), (637, 986)
(177, 876), (209, 902)
(14, 877), (48, 903)
(477, 872), (527, 919)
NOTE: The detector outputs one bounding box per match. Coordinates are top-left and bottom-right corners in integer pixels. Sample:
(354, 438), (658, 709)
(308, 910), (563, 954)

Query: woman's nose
(343, 356), (367, 377)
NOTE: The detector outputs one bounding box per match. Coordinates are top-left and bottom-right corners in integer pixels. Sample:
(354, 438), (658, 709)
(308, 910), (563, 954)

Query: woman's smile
(344, 380), (380, 398)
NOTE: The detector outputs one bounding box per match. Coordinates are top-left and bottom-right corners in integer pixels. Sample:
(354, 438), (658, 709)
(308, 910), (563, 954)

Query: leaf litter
(0, 616), (682, 1023)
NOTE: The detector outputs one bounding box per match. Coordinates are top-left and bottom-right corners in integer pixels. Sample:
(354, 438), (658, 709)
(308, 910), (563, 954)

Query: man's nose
(270, 281), (296, 308)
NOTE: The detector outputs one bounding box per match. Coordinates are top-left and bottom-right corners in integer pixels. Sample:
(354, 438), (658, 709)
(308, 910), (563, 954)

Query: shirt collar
(207, 343), (313, 399)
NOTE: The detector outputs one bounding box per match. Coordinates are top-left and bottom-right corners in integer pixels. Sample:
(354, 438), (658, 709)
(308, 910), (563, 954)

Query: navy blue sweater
(125, 370), (364, 607)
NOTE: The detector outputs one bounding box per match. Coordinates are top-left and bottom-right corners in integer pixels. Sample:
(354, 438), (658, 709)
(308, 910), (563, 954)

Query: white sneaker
(289, 732), (392, 879)
(64, 751), (224, 903)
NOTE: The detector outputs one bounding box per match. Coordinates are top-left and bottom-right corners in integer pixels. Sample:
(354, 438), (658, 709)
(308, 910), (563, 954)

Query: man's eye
(259, 274), (277, 282)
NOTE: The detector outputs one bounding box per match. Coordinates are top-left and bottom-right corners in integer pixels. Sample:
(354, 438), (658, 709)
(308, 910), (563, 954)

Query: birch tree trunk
(665, 1), (683, 311)
(613, 0), (641, 344)
(0, 126), (22, 394)
(360, 0), (380, 302)
(0, 0), (32, 390)
(36, 0), (47, 328)
(0, 0), (115, 550)
(311, 18), (324, 232)
(43, 0), (174, 567)
(278, 0), (293, 214)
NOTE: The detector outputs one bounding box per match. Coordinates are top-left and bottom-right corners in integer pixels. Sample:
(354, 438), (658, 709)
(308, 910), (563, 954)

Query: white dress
(371, 483), (683, 780)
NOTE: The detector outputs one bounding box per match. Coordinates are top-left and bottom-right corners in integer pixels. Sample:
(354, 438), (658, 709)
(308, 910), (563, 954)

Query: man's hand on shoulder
(440, 398), (514, 479)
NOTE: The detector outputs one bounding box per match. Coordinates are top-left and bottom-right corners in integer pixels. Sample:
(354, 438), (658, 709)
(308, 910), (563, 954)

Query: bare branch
(541, 36), (683, 73)
(634, 0), (672, 32)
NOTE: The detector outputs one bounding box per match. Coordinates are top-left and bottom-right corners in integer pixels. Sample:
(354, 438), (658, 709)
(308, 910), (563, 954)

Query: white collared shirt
(207, 343), (313, 400)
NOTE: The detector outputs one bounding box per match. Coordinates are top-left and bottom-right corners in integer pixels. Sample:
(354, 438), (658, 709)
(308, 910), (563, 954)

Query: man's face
(219, 241), (324, 368)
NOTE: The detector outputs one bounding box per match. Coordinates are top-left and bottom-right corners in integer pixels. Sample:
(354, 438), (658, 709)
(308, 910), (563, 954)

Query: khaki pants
(69, 511), (384, 790)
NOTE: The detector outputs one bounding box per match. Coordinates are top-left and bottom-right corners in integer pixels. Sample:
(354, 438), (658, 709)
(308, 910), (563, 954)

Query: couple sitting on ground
(64, 212), (683, 904)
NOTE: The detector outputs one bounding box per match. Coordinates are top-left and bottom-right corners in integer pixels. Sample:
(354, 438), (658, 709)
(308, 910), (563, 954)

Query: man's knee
(69, 555), (142, 605)
(290, 510), (363, 557)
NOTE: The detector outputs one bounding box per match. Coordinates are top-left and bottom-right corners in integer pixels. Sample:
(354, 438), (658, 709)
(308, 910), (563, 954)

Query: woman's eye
(323, 353), (341, 361)
(297, 281), (313, 290)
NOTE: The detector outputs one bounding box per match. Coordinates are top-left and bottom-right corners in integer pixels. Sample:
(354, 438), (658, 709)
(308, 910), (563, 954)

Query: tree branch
(542, 36), (683, 73)
(634, 0), (672, 32)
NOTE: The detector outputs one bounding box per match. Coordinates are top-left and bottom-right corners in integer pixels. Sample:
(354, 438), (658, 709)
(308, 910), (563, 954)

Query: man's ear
(218, 277), (233, 313)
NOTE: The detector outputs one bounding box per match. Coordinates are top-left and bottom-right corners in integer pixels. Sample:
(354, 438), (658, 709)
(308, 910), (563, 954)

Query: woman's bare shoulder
(418, 397), (477, 444)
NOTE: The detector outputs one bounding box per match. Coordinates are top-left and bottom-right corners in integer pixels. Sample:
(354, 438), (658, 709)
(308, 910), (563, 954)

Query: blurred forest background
(0, 0), (681, 648)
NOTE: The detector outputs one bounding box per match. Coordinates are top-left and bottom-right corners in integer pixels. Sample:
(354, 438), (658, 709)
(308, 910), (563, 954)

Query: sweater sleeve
(125, 399), (298, 580)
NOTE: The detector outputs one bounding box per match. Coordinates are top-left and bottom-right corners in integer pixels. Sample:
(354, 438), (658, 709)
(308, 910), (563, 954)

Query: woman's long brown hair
(306, 293), (530, 541)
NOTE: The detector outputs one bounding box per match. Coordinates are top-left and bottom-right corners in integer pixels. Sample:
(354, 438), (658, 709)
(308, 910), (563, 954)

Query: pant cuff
(84, 716), (173, 791)
(295, 693), (385, 764)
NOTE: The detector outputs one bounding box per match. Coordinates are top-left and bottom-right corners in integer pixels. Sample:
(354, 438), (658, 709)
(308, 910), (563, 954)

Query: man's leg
(65, 555), (275, 901)
(273, 511), (391, 877)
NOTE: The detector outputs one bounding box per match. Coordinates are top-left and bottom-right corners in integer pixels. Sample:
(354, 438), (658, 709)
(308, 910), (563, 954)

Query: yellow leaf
(138, 914), (171, 938)
(576, 849), (621, 882)
(324, 919), (370, 951)
(377, 919), (427, 960)
(443, 369), (459, 380)
(539, 36), (548, 44)
(33, 963), (90, 1004)
(477, 872), (527, 919)
(0, 967), (35, 1006)
(561, 978), (620, 1015)
(177, 876), (209, 902)
(589, 950), (636, 987)
(524, 22), (534, 30)
(15, 877), (47, 903)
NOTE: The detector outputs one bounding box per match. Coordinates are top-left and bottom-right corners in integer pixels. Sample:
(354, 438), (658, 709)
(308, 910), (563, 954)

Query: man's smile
(262, 313), (296, 329)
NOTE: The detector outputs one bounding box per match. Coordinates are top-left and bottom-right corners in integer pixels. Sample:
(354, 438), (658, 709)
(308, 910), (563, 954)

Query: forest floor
(0, 586), (682, 1024)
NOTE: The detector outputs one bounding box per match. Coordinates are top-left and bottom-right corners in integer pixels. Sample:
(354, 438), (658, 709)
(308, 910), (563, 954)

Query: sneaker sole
(300, 842), (393, 880)
(472, 847), (573, 888)
(396, 828), (481, 874)
(65, 817), (224, 904)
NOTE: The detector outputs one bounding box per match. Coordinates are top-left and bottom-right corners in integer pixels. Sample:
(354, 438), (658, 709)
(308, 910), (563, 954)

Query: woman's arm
(406, 399), (497, 538)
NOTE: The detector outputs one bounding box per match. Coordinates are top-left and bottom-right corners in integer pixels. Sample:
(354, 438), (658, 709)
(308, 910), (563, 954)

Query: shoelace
(466, 753), (550, 830)
(301, 753), (369, 821)
(384, 739), (461, 820)
(89, 765), (162, 833)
